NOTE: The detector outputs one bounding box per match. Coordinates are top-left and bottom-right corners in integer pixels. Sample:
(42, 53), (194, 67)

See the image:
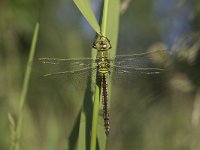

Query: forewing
(112, 65), (163, 75)
(110, 50), (166, 68)
(38, 57), (97, 90)
(111, 54), (164, 88)
(38, 57), (96, 69)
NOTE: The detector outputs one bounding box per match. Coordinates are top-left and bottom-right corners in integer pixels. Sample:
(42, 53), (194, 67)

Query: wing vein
(43, 66), (96, 77)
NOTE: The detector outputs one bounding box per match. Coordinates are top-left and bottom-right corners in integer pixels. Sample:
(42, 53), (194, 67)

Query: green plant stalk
(73, 0), (100, 33)
(72, 1), (101, 149)
(101, 0), (109, 36)
(90, 0), (120, 149)
(14, 23), (39, 150)
(72, 0), (119, 149)
(90, 77), (101, 150)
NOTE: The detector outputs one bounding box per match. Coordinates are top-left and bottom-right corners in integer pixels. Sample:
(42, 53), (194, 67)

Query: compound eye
(93, 35), (112, 50)
(102, 44), (107, 49)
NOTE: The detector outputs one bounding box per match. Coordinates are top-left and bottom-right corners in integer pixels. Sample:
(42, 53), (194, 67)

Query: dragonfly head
(93, 35), (112, 51)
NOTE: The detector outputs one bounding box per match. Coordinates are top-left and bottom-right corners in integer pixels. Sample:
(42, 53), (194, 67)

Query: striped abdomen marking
(102, 74), (110, 136)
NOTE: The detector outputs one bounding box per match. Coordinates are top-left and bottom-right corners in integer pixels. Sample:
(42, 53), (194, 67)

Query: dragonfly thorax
(97, 58), (110, 76)
(93, 35), (112, 51)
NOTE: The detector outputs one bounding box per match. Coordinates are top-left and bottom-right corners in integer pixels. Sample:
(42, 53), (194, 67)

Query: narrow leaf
(73, 0), (100, 33)
(91, 0), (120, 149)
(14, 22), (39, 150)
(99, 0), (120, 148)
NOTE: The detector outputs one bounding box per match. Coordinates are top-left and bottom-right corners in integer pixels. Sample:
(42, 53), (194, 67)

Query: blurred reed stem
(90, 0), (120, 149)
(90, 77), (101, 150)
(14, 23), (39, 150)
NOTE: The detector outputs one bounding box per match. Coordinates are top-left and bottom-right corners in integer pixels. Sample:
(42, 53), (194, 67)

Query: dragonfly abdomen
(101, 74), (110, 136)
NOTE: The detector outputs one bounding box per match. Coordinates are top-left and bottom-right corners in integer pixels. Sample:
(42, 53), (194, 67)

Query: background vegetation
(1, 0), (200, 149)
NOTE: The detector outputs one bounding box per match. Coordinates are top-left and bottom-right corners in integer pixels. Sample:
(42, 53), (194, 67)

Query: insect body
(93, 35), (112, 136)
(39, 34), (164, 136)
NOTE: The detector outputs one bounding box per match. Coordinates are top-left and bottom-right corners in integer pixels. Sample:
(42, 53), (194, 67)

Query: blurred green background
(1, 0), (200, 150)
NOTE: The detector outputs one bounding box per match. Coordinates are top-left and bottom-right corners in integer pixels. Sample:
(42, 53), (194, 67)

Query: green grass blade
(90, 78), (101, 150)
(77, 111), (86, 149)
(90, 0), (120, 150)
(100, 1), (120, 147)
(101, 0), (120, 56)
(73, 0), (120, 149)
(73, 0), (102, 143)
(73, 0), (100, 33)
(14, 23), (39, 150)
(76, 79), (93, 150)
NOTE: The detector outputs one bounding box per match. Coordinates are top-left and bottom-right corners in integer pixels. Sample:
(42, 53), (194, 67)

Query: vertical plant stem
(90, 0), (120, 149)
(98, 0), (120, 149)
(101, 0), (109, 36)
(14, 23), (39, 150)
(90, 77), (101, 150)
(89, 0), (110, 147)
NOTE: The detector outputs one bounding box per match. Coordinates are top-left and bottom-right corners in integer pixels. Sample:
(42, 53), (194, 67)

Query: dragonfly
(39, 34), (165, 136)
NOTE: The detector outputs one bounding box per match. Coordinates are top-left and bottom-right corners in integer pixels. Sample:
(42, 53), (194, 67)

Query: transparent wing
(43, 66), (96, 77)
(38, 59), (97, 89)
(110, 50), (166, 68)
(111, 64), (164, 88)
(39, 57), (96, 68)
(111, 65), (164, 77)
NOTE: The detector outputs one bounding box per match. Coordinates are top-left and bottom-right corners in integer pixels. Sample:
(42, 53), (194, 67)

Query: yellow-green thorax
(93, 35), (112, 76)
